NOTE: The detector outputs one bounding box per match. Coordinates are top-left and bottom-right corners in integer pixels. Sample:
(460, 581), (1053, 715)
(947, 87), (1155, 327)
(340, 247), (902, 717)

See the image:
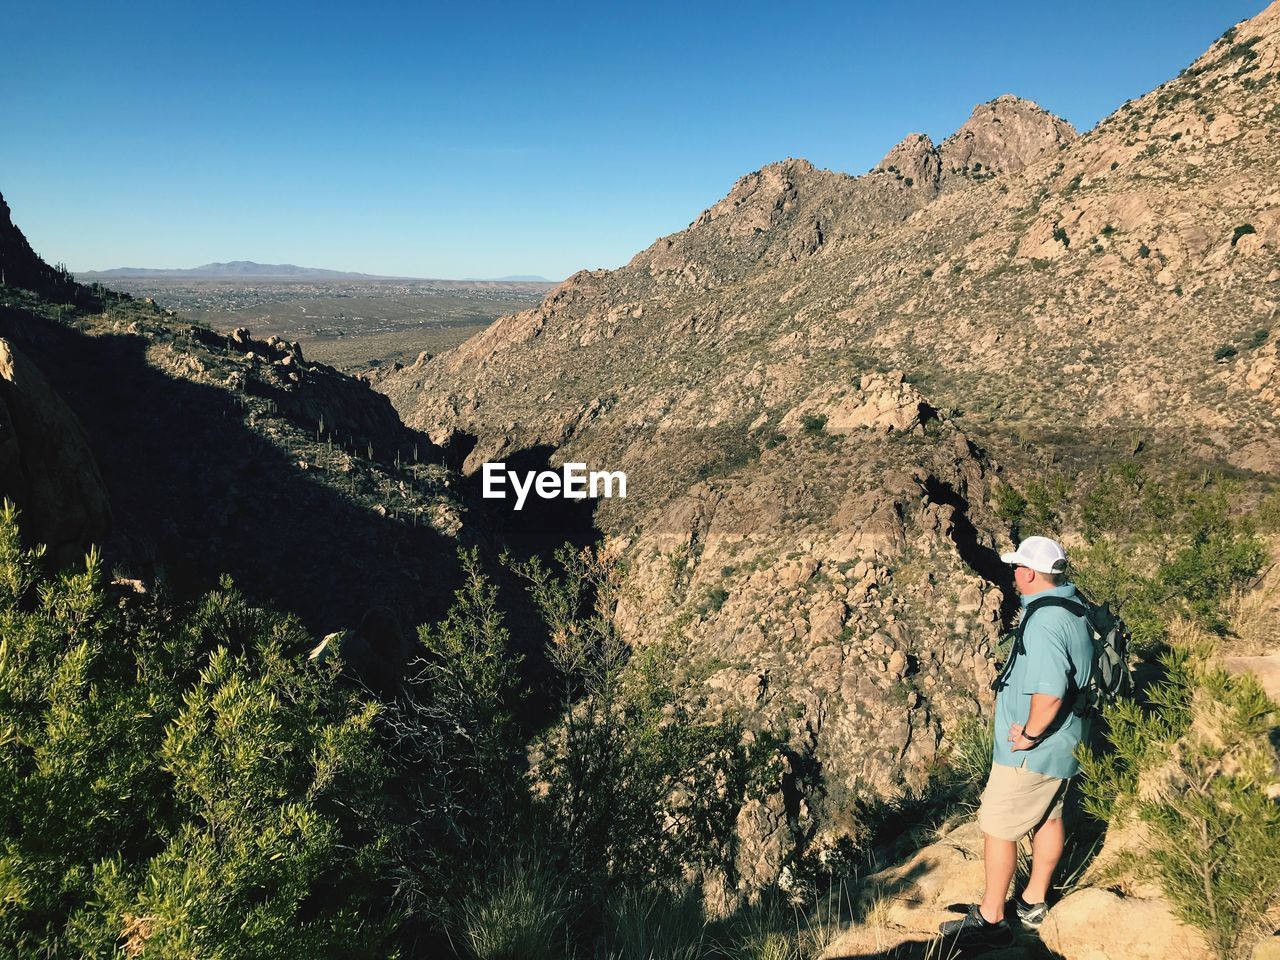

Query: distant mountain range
(467, 275), (552, 283)
(76, 261), (393, 280)
(76, 262), (555, 283)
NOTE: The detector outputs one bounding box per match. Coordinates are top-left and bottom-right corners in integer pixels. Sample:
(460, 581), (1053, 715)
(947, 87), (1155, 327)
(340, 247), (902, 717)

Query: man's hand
(1008, 722), (1038, 752)
(1009, 693), (1064, 751)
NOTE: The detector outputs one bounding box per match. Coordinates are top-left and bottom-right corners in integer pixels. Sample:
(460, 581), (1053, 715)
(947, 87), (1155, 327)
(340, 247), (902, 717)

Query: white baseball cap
(1000, 536), (1068, 574)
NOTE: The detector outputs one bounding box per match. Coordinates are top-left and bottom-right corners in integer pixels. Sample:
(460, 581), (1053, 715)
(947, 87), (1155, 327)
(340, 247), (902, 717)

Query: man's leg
(1023, 815), (1064, 904)
(980, 832), (1017, 922)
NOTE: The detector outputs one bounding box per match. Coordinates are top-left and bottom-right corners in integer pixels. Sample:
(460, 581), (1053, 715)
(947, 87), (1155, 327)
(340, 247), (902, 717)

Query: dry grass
(1222, 562), (1280, 655)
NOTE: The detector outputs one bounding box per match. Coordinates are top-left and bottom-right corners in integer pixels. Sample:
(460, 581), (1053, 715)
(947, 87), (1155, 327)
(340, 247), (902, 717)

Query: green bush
(1077, 602), (1279, 960)
(991, 476), (1069, 541)
(1076, 642), (1199, 821)
(800, 413), (827, 435)
(1231, 223), (1256, 246)
(992, 481), (1028, 530)
(383, 547), (528, 913)
(1115, 659), (1277, 959)
(0, 501), (397, 957)
(512, 547), (762, 905)
(1257, 491), (1280, 533)
(1073, 463), (1265, 651)
(1214, 344), (1238, 362)
(457, 859), (568, 960)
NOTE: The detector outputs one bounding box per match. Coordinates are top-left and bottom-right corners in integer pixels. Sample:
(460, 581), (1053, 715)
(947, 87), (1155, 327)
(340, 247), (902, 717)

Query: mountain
(379, 1), (1280, 884)
(0, 194), (94, 305)
(78, 261), (397, 280)
(0, 197), (475, 643)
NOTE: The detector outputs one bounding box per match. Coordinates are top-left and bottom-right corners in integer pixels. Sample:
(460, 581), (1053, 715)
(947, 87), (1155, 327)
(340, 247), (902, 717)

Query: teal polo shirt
(992, 583), (1093, 779)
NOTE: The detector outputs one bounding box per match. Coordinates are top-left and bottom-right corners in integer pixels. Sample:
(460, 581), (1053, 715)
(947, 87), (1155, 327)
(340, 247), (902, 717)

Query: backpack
(992, 592), (1134, 717)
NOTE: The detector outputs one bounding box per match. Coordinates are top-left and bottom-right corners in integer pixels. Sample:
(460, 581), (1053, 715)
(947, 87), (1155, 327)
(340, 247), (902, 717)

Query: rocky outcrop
(0, 338), (110, 565)
(780, 371), (938, 435)
(609, 409), (1009, 892)
(181, 325), (413, 456)
(879, 133), (943, 191)
(0, 192), (87, 304)
(876, 97), (1076, 193)
(1039, 888), (1210, 960)
(820, 818), (1211, 960)
(939, 94), (1077, 175)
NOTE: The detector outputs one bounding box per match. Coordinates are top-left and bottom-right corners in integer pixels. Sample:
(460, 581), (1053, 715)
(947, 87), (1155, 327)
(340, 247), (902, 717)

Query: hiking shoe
(938, 903), (1015, 949)
(1014, 894), (1049, 927)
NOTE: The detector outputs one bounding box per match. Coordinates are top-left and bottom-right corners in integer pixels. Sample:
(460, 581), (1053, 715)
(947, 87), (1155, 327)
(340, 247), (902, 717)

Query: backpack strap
(1022, 596), (1090, 620)
(991, 595), (1090, 693)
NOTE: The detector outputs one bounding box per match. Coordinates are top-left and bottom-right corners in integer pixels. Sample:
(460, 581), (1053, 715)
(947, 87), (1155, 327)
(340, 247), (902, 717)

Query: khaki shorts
(976, 762), (1069, 841)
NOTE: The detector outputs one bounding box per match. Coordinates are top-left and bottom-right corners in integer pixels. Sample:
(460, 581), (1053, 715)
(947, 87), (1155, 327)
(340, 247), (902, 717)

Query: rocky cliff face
(0, 195), (92, 305)
(387, 2), (1280, 475)
(0, 196), (471, 638)
(379, 2), (1280, 891)
(877, 95), (1077, 196)
(0, 337), (111, 566)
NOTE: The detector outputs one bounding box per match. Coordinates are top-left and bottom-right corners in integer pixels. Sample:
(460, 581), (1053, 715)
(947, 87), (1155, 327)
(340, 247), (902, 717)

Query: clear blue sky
(2, 0), (1267, 280)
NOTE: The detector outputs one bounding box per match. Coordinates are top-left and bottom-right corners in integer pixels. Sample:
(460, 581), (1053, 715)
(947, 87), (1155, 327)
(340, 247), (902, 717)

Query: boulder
(1039, 888), (1211, 959)
(1223, 654), (1280, 703)
(862, 819), (988, 934)
(780, 371), (938, 437)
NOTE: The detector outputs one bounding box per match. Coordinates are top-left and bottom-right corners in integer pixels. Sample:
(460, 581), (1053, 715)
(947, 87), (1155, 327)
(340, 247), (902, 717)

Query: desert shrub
(992, 481), (1028, 530)
(1257, 491), (1280, 533)
(1140, 667), (1279, 959)
(1073, 463), (1265, 651)
(943, 713), (995, 801)
(1247, 328), (1269, 349)
(800, 413), (827, 434)
(381, 548), (527, 914)
(512, 546), (762, 906)
(1076, 640), (1199, 821)
(456, 859), (568, 960)
(0, 501), (397, 958)
(1214, 344), (1238, 361)
(1023, 476), (1069, 537)
(992, 475), (1068, 541)
(1053, 226), (1070, 247)
(1080, 622), (1280, 958)
(1231, 224), (1256, 246)
(695, 428), (763, 479)
(1138, 243), (1151, 258)
(702, 585), (730, 614)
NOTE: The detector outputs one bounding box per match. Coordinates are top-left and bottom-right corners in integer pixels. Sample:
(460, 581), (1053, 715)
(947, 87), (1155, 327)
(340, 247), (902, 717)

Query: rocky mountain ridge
(378, 0), (1280, 893)
(0, 198), (474, 639)
(385, 3), (1280, 478)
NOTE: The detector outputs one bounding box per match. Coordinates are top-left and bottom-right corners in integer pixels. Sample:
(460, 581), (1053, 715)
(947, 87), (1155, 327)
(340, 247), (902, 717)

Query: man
(940, 535), (1094, 949)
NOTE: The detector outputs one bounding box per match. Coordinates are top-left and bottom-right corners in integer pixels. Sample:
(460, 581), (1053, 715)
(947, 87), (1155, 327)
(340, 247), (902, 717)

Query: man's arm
(1009, 693), (1063, 751)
